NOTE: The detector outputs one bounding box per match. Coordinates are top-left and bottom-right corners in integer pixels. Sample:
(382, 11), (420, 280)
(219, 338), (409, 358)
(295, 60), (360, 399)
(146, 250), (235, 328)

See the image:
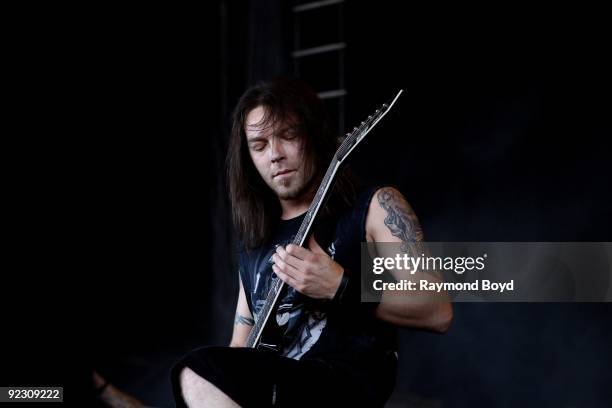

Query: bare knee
(180, 367), (205, 392)
(179, 367), (240, 408)
(179, 367), (204, 407)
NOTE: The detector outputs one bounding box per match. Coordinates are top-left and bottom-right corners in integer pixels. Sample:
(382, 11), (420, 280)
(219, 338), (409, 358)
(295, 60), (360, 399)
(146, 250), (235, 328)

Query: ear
(308, 235), (327, 255)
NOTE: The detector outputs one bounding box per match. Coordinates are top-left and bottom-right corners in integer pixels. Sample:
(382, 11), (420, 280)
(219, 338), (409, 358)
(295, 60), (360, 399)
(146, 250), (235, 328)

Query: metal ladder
(292, 0), (346, 135)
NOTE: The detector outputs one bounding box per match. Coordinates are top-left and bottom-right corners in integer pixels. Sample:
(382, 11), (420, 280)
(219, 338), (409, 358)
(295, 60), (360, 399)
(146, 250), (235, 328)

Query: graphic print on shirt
(250, 235), (344, 360)
(280, 237), (341, 360)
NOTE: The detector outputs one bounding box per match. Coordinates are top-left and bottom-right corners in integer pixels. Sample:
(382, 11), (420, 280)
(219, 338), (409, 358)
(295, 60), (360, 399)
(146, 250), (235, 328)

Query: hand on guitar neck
(271, 235), (345, 300)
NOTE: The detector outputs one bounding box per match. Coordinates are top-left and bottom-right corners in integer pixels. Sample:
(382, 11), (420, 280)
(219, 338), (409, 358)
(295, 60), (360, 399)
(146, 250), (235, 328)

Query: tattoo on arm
(377, 187), (442, 280)
(377, 187), (424, 252)
(234, 313), (254, 326)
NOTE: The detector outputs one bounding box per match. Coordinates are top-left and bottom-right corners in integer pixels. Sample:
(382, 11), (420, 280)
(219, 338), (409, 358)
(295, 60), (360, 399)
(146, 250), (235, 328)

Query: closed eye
(250, 142), (266, 152)
(282, 127), (299, 140)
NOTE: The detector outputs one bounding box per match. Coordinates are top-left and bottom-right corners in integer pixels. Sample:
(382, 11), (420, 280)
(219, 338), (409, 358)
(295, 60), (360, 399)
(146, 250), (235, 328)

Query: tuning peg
(353, 127), (358, 131)
(382, 103), (388, 108)
(368, 115), (373, 120)
(345, 133), (351, 137)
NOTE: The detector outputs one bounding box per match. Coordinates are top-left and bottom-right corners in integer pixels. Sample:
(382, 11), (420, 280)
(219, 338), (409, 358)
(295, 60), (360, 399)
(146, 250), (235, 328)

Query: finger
(284, 243), (311, 260)
(272, 253), (300, 279)
(276, 245), (304, 269)
(272, 264), (302, 291)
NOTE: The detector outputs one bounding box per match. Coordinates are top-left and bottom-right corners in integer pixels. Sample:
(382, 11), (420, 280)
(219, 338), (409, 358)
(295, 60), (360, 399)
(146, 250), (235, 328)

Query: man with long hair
(172, 78), (452, 407)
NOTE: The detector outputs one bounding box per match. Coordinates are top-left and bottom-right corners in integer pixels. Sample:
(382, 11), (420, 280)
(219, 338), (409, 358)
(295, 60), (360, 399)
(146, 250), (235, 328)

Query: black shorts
(171, 346), (396, 407)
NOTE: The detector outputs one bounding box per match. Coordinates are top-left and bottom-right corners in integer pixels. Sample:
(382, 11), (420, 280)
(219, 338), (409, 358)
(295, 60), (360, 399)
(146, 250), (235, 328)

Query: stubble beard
(269, 168), (316, 201)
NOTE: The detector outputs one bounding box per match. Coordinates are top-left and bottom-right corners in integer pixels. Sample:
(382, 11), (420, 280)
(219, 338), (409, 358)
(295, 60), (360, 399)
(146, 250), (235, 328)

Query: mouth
(272, 169), (295, 178)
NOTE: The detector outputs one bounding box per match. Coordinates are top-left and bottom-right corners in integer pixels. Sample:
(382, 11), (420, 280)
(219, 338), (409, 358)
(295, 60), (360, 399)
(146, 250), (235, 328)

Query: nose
(269, 136), (285, 163)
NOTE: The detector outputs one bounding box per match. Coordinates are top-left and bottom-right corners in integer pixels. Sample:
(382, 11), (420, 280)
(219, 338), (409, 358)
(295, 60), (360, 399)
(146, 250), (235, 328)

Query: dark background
(3, 2), (611, 407)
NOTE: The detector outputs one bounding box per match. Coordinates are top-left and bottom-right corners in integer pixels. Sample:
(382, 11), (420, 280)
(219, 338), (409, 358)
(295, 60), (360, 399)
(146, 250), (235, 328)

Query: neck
(279, 179), (318, 220)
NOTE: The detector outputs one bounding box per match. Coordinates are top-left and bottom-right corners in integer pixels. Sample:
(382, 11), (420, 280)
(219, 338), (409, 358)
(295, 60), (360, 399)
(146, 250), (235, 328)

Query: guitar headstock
(335, 89), (403, 162)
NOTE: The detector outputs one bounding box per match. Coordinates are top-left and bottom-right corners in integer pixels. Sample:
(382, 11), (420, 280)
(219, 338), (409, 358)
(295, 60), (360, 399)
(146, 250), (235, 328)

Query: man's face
(245, 106), (312, 200)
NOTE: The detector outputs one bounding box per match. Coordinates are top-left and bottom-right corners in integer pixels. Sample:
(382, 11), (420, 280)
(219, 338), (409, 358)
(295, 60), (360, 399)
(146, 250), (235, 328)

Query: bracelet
(332, 271), (350, 303)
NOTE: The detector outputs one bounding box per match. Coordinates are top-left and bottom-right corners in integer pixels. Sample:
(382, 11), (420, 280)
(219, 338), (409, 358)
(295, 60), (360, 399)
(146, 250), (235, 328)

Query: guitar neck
(246, 157), (341, 348)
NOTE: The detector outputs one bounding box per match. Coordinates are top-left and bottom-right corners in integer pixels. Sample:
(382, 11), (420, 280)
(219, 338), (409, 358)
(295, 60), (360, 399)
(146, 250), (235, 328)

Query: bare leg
(179, 367), (241, 408)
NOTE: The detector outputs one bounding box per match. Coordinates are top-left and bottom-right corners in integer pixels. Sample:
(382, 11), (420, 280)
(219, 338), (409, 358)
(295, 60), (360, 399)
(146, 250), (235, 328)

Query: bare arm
(366, 187), (453, 333)
(229, 279), (254, 347)
(270, 186), (452, 332)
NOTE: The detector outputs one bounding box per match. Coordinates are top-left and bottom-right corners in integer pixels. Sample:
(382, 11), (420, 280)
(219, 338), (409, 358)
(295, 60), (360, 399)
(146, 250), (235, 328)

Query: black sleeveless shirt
(238, 186), (397, 370)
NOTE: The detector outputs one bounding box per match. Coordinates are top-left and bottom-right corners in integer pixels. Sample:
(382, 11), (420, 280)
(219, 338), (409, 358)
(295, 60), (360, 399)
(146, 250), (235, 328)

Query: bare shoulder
(366, 187), (424, 243)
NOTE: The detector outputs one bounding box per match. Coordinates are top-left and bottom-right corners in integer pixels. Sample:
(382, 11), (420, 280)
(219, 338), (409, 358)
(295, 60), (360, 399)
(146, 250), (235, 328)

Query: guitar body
(255, 290), (287, 354)
(256, 326), (283, 353)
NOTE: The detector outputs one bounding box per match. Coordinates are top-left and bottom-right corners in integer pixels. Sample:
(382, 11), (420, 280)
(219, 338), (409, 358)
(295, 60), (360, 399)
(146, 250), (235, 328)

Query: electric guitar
(246, 90), (404, 352)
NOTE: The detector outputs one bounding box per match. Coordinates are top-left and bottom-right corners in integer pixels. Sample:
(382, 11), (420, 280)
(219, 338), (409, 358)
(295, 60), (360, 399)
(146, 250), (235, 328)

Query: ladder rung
(293, 0), (344, 13)
(317, 89), (347, 99)
(292, 42), (346, 58)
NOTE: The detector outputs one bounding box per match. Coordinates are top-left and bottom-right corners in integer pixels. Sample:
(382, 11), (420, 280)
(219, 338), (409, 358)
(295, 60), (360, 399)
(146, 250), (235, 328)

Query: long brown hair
(227, 77), (356, 249)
